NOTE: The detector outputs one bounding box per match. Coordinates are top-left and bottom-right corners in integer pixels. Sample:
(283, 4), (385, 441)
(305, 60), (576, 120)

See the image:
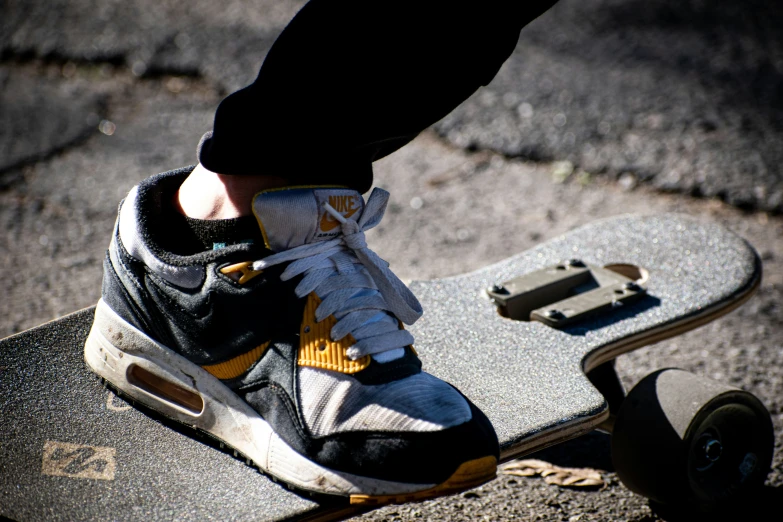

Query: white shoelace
(252, 188), (422, 362)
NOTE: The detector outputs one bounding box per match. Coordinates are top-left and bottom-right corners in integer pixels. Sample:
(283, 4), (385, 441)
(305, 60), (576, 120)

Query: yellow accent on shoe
(298, 293), (371, 374)
(201, 341), (271, 379)
(220, 261), (263, 285)
(349, 455), (497, 506)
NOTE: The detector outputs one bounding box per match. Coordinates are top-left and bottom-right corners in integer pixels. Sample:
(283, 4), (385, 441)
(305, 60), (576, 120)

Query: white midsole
(84, 299), (436, 496)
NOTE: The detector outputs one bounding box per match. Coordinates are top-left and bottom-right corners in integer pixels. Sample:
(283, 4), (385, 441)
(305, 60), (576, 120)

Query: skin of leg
(175, 164), (289, 219)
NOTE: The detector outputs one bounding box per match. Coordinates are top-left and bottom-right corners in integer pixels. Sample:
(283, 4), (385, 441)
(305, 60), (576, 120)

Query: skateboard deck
(0, 214), (761, 521)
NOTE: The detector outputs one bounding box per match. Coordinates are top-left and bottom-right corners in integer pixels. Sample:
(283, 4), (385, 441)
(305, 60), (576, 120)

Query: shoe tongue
(252, 188), (364, 252)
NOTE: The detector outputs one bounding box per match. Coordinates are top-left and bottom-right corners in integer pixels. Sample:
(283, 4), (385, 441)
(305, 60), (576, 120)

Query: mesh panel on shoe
(297, 366), (472, 438)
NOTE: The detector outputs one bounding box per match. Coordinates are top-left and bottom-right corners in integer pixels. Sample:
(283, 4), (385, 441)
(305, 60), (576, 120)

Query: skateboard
(0, 214), (773, 521)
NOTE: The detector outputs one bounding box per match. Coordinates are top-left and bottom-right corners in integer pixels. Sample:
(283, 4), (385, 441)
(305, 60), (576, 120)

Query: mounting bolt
(566, 259), (585, 267)
(704, 439), (723, 462)
(623, 281), (643, 292)
(488, 284), (509, 295)
(545, 309), (565, 319)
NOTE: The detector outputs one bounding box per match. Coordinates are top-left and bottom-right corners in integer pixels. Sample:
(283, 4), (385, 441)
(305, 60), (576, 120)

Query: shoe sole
(84, 299), (496, 504)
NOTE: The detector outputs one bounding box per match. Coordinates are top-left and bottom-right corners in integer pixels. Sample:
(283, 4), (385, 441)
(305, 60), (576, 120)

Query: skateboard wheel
(611, 369), (773, 511)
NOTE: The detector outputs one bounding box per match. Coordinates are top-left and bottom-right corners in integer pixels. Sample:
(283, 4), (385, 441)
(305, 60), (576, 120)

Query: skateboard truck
(487, 260), (646, 327)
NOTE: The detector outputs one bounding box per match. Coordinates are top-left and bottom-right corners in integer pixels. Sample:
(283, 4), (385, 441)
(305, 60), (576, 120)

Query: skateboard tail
(83, 299), (489, 501)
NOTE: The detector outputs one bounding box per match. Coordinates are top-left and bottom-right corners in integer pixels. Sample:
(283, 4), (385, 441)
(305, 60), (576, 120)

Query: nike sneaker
(84, 168), (499, 504)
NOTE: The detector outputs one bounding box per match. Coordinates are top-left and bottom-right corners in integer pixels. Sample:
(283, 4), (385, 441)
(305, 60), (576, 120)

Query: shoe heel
(84, 301), (205, 420)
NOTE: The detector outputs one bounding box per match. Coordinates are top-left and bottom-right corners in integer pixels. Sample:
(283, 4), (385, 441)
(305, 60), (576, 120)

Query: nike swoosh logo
(320, 206), (359, 232)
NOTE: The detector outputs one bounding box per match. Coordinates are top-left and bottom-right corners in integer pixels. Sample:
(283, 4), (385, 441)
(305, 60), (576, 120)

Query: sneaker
(84, 168), (499, 504)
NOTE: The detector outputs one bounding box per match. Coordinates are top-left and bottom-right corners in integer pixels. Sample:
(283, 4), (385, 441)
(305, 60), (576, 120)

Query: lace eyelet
(303, 326), (311, 333)
(318, 343), (327, 352)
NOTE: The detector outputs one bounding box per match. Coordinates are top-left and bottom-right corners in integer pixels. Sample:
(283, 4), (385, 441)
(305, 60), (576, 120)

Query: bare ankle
(175, 164), (289, 219)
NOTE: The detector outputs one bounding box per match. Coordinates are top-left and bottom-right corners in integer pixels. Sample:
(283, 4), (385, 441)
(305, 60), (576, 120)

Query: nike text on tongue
(253, 188), (364, 251)
(318, 194), (362, 235)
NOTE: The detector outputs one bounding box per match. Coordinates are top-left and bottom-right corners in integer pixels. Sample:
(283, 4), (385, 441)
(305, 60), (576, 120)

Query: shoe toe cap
(314, 397), (499, 485)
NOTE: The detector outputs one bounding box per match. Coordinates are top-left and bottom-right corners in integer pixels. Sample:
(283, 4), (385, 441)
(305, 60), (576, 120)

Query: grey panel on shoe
(298, 366), (472, 437)
(118, 186), (205, 288)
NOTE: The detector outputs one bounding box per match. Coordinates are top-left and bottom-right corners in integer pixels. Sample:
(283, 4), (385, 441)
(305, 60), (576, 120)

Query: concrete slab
(0, 0), (306, 92)
(3, 1), (782, 210)
(436, 0), (783, 212)
(0, 68), (104, 184)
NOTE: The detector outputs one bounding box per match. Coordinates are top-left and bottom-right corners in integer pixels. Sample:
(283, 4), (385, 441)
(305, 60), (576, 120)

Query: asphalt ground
(3, 0), (781, 210)
(435, 0), (783, 213)
(1, 1), (782, 520)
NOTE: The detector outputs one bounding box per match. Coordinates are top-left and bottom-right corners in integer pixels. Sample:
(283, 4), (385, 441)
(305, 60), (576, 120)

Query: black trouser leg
(198, 0), (559, 192)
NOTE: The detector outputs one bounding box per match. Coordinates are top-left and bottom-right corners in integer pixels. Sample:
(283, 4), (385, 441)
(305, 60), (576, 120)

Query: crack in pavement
(0, 59), (218, 187)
